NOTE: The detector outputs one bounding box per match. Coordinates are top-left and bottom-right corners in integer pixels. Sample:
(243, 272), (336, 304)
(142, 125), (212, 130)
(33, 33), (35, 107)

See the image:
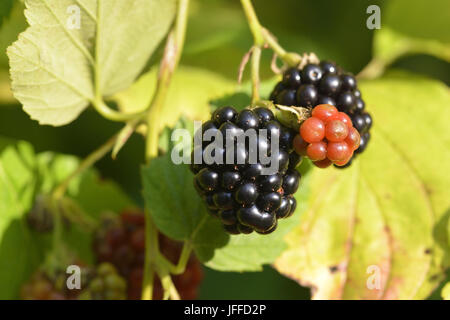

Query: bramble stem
(50, 133), (118, 234)
(240, 0), (264, 45)
(157, 241), (193, 275)
(141, 215), (158, 300)
(157, 267), (181, 300)
(240, 0), (301, 67)
(92, 99), (147, 122)
(260, 28), (286, 57)
(142, 0), (190, 301)
(51, 197), (63, 257)
(145, 0), (189, 161)
(52, 134), (118, 200)
(250, 46), (262, 104)
(356, 58), (387, 80)
(240, 0), (302, 104)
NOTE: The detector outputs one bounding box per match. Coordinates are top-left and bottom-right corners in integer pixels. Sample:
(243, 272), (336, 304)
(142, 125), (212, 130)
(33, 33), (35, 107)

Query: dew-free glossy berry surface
(325, 120), (349, 142)
(306, 141), (327, 161)
(191, 106), (301, 235)
(300, 117), (325, 143)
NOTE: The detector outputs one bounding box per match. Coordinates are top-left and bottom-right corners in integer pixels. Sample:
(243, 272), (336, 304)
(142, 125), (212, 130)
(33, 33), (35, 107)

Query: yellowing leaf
(275, 72), (450, 300)
(7, 0), (175, 126)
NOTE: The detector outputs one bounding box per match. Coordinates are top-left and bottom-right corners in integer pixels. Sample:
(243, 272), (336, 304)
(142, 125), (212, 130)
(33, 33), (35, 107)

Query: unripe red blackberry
(270, 61), (372, 166)
(191, 106), (302, 235)
(294, 104), (360, 168)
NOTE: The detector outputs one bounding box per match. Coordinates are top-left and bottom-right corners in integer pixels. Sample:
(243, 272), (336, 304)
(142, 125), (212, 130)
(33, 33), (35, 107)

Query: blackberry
(282, 68), (302, 88)
(21, 271), (67, 300)
(191, 106), (301, 235)
(270, 60), (373, 166)
(296, 104), (361, 168)
(93, 210), (203, 300)
(78, 263), (127, 300)
(296, 84), (318, 107)
(21, 262), (92, 300)
(277, 89), (297, 106)
(26, 195), (54, 233)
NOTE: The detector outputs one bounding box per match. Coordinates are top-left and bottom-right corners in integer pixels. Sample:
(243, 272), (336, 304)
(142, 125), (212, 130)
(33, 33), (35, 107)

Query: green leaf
(142, 121), (209, 241)
(142, 118), (311, 272)
(7, 0), (176, 126)
(275, 72), (450, 300)
(373, 0), (450, 64)
(0, 139), (133, 299)
(113, 66), (236, 130)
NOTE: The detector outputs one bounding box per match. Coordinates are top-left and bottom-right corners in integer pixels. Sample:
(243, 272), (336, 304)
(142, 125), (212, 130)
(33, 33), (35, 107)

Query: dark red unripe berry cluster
(20, 262), (92, 300)
(294, 104), (360, 168)
(93, 210), (203, 300)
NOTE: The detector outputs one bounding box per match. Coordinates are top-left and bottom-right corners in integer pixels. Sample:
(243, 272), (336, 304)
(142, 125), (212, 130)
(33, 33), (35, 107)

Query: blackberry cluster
(270, 61), (372, 165)
(26, 195), (54, 233)
(190, 106), (302, 235)
(20, 263), (92, 300)
(21, 271), (68, 300)
(78, 263), (127, 300)
(93, 210), (203, 300)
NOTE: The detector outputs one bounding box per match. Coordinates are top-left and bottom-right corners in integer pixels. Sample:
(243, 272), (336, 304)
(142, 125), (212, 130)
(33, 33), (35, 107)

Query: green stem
(92, 99), (147, 122)
(260, 28), (286, 57)
(240, 0), (264, 45)
(158, 241), (193, 275)
(52, 134), (118, 200)
(145, 0), (190, 161)
(142, 0), (190, 300)
(157, 267), (181, 300)
(141, 214), (158, 300)
(51, 198), (63, 256)
(250, 46), (261, 104)
(356, 58), (387, 80)
(240, 0), (301, 67)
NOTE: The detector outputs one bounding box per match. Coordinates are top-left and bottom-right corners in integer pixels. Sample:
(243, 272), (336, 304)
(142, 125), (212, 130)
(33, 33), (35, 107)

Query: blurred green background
(0, 0), (448, 299)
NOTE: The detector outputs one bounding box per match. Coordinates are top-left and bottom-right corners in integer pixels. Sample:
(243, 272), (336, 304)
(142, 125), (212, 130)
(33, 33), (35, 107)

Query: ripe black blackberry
(270, 61), (372, 165)
(190, 106), (301, 235)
